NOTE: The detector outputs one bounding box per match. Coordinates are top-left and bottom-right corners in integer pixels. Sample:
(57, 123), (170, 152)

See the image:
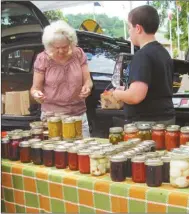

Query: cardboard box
(5, 90), (30, 115)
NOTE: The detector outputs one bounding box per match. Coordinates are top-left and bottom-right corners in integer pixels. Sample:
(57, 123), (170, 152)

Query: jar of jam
(48, 117), (62, 138)
(42, 144), (54, 167)
(145, 158), (163, 187)
(63, 118), (76, 140)
(43, 131), (49, 140)
(180, 126), (189, 145)
(161, 155), (171, 183)
(31, 142), (43, 165)
(9, 135), (22, 161)
(165, 126), (180, 151)
(22, 131), (32, 141)
(170, 152), (189, 188)
(122, 150), (136, 177)
(54, 145), (68, 169)
(68, 147), (78, 170)
(131, 154), (146, 183)
(109, 127), (123, 145)
(137, 124), (152, 141)
(2, 137), (10, 159)
(152, 124), (165, 150)
(124, 126), (138, 141)
(19, 141), (31, 163)
(74, 116), (83, 139)
(78, 149), (91, 174)
(32, 128), (43, 140)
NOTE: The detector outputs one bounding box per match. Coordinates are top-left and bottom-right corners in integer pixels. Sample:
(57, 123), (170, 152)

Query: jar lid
(32, 128), (43, 135)
(166, 125), (180, 131)
(45, 111), (54, 116)
(180, 126), (189, 133)
(90, 150), (105, 159)
(49, 137), (62, 141)
(19, 141), (31, 147)
(180, 145), (189, 150)
(145, 158), (163, 166)
(109, 127), (123, 133)
(28, 138), (41, 144)
(22, 130), (31, 137)
(122, 150), (136, 158)
(170, 151), (189, 159)
(68, 146), (78, 153)
(103, 147), (115, 155)
(73, 116), (82, 121)
(137, 123), (151, 130)
(88, 141), (99, 146)
(76, 144), (88, 150)
(100, 143), (112, 148)
(89, 146), (101, 151)
(142, 140), (156, 146)
(78, 149), (91, 155)
(2, 137), (10, 143)
(132, 154), (146, 163)
(146, 152), (158, 158)
(42, 144), (54, 150)
(132, 147), (143, 154)
(128, 138), (141, 145)
(63, 117), (75, 123)
(43, 122), (48, 127)
(110, 154), (127, 162)
(43, 131), (49, 136)
(12, 129), (23, 133)
(161, 155), (171, 162)
(74, 140), (85, 145)
(152, 124), (165, 131)
(30, 121), (43, 128)
(124, 126), (138, 133)
(124, 123), (136, 130)
(11, 135), (22, 140)
(31, 142), (42, 148)
(48, 116), (61, 122)
(54, 145), (67, 152)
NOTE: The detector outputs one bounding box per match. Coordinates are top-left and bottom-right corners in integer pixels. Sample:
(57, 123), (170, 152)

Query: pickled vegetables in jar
(137, 124), (152, 141)
(48, 117), (62, 138)
(109, 127), (124, 145)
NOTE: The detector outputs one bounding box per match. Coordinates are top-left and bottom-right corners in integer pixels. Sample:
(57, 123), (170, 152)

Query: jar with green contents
(48, 117), (62, 138)
(137, 124), (152, 141)
(109, 127), (124, 145)
(62, 117), (76, 140)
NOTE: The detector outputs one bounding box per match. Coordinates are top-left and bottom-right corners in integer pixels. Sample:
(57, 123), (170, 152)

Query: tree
(43, 10), (67, 22)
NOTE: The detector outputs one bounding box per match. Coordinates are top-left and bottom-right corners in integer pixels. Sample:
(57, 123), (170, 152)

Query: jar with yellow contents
(62, 117), (76, 140)
(74, 116), (83, 139)
(48, 117), (62, 138)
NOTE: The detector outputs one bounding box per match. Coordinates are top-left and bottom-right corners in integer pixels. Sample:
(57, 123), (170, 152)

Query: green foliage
(43, 10), (68, 22)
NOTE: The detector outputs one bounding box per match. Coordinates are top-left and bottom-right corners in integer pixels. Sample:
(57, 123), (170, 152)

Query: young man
(113, 5), (175, 126)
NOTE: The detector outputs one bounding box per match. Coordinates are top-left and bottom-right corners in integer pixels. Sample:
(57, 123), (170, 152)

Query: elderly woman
(30, 20), (93, 137)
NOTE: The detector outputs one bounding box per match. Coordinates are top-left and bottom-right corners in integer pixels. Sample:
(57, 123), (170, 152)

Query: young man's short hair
(128, 5), (159, 34)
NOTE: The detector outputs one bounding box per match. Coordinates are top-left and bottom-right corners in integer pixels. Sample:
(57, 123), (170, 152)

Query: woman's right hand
(32, 90), (46, 104)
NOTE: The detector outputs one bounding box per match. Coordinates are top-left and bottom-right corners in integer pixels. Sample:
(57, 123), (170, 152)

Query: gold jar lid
(49, 137), (61, 141)
(109, 127), (123, 133)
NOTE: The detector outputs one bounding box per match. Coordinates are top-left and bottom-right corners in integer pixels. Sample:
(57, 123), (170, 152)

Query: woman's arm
(82, 64), (93, 89)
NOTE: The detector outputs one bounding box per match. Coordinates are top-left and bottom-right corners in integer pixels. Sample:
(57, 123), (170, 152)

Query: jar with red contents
(165, 126), (180, 151)
(1, 137), (10, 159)
(54, 145), (68, 169)
(152, 124), (165, 150)
(78, 149), (91, 174)
(22, 131), (32, 141)
(131, 154), (146, 183)
(124, 126), (138, 141)
(9, 135), (23, 161)
(68, 147), (78, 170)
(19, 141), (31, 163)
(32, 128), (43, 140)
(42, 144), (54, 167)
(31, 142), (43, 165)
(180, 126), (189, 145)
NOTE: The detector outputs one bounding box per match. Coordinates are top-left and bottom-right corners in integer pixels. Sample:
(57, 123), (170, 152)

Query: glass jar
(109, 127), (124, 145)
(74, 140), (85, 146)
(30, 121), (44, 130)
(43, 121), (48, 131)
(43, 131), (49, 140)
(131, 147), (143, 155)
(54, 145), (68, 169)
(128, 138), (141, 147)
(88, 141), (99, 147)
(19, 141), (31, 163)
(180, 126), (189, 145)
(170, 152), (189, 188)
(42, 144), (54, 167)
(99, 143), (112, 149)
(137, 144), (151, 153)
(22, 131), (32, 141)
(131, 154), (146, 183)
(9, 135), (22, 161)
(165, 126), (180, 151)
(110, 154), (127, 182)
(32, 128), (43, 140)
(1, 137), (10, 159)
(68, 147), (78, 170)
(122, 150), (136, 178)
(146, 152), (159, 159)
(142, 140), (156, 152)
(48, 117), (62, 138)
(43, 111), (54, 122)
(74, 116), (83, 139)
(137, 124), (152, 141)
(152, 124), (165, 150)
(145, 158), (163, 187)
(63, 118), (76, 140)
(161, 155), (171, 183)
(124, 126), (138, 141)
(103, 147), (116, 172)
(124, 123), (136, 130)
(78, 149), (91, 174)
(90, 151), (107, 176)
(31, 142), (43, 165)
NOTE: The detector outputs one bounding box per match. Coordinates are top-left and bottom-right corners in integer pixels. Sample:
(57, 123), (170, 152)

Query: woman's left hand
(79, 85), (91, 98)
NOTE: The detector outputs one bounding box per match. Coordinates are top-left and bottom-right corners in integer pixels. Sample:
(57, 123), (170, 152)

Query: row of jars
(109, 124), (189, 151)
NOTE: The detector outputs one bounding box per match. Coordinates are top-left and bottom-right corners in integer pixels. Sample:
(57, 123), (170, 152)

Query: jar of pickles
(54, 145), (68, 169)
(19, 141), (31, 163)
(109, 127), (123, 145)
(78, 149), (91, 174)
(2, 137), (10, 159)
(22, 131), (32, 141)
(131, 154), (146, 183)
(145, 158), (163, 187)
(152, 124), (165, 150)
(124, 126), (138, 141)
(180, 126), (189, 145)
(48, 117), (62, 138)
(9, 135), (22, 161)
(110, 154), (127, 182)
(63, 118), (76, 140)
(32, 128), (43, 140)
(31, 142), (43, 165)
(165, 126), (180, 151)
(161, 155), (171, 183)
(170, 152), (189, 188)
(68, 147), (78, 170)
(74, 116), (82, 139)
(42, 144), (54, 167)
(137, 124), (152, 141)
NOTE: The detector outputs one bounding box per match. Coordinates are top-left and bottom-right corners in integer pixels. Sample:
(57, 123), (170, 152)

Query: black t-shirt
(124, 41), (175, 121)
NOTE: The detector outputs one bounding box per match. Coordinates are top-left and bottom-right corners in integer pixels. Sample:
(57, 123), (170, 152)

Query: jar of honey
(19, 141), (31, 163)
(9, 135), (22, 161)
(68, 147), (78, 170)
(78, 149), (91, 174)
(152, 124), (165, 150)
(31, 142), (43, 165)
(74, 116), (83, 139)
(54, 145), (68, 169)
(63, 118), (76, 140)
(42, 144), (54, 167)
(180, 126), (189, 145)
(2, 137), (10, 159)
(48, 117), (62, 138)
(137, 124), (152, 141)
(32, 128), (43, 140)
(109, 127), (124, 145)
(124, 126), (138, 141)
(22, 130), (32, 141)
(165, 126), (180, 151)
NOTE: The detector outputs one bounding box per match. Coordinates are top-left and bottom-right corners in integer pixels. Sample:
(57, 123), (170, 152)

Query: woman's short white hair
(42, 20), (78, 50)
